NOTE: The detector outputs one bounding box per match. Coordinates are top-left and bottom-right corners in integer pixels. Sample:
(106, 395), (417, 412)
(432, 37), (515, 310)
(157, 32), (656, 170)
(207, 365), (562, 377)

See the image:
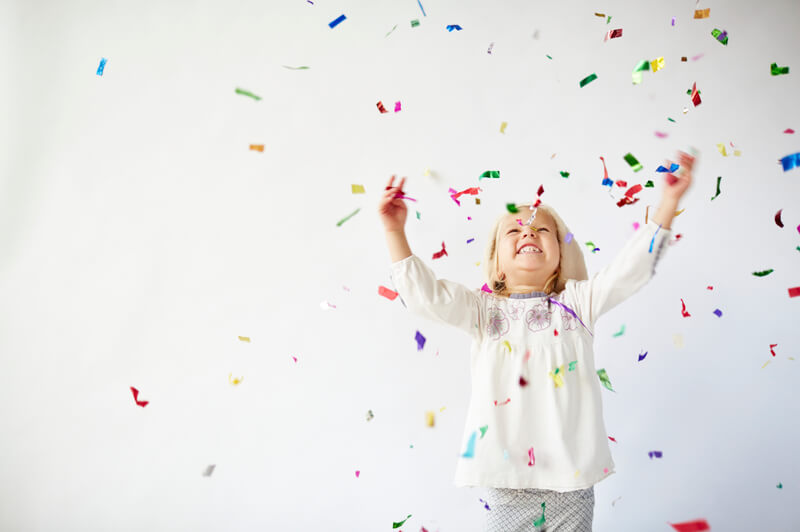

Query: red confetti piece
(788, 287), (800, 298)
(784, 128), (795, 134)
(669, 519), (710, 532)
(690, 82), (701, 106)
(707, 286), (714, 290)
(554, 329), (559, 336)
(378, 285), (399, 300)
(494, 398), (511, 406)
(519, 376), (528, 387)
(432, 242), (448, 260)
(608, 436), (617, 443)
(775, 209), (784, 228)
(524, 349), (531, 362)
(376, 101), (388, 113)
(615, 180), (628, 187)
(448, 186), (482, 206)
(616, 184), (643, 207)
(130, 386), (149, 407)
(531, 184), (545, 207)
(680, 298), (691, 317)
(670, 233), (683, 245)
(770, 344), (778, 357)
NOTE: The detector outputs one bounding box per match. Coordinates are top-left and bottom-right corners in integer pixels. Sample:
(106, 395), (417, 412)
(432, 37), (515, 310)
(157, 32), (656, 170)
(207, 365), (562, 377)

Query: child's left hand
(662, 150), (696, 203)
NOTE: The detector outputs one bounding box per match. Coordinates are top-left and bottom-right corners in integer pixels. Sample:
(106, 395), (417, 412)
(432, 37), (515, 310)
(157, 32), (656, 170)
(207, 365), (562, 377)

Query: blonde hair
(483, 202), (585, 297)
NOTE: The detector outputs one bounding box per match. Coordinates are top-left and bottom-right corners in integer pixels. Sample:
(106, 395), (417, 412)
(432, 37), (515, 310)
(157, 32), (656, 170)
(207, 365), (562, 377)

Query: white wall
(2, 0), (799, 530)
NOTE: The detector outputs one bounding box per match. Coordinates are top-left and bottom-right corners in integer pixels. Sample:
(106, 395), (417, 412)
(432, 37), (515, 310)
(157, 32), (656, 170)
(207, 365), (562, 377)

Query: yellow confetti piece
(674, 208), (685, 217)
(249, 144), (264, 152)
(503, 340), (512, 353)
(500, 121), (508, 134)
(673, 334), (684, 348)
(574, 470), (580, 478)
(440, 406), (447, 412)
(425, 411), (435, 427)
(475, 198), (480, 205)
(238, 336), (250, 342)
(694, 8), (710, 19)
(351, 184), (365, 194)
(734, 149), (741, 156)
(424, 168), (431, 176)
(650, 57), (665, 72)
(788, 357), (795, 361)
(228, 373), (244, 385)
(549, 365), (565, 388)
(762, 360), (771, 369)
(716, 143), (728, 156)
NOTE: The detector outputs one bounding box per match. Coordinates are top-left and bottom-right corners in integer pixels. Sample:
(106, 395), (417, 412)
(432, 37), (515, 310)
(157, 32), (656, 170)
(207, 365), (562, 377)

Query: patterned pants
(484, 486), (594, 532)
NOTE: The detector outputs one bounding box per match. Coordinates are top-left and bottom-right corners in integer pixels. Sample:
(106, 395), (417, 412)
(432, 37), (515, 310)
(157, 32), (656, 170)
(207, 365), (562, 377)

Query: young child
(379, 151), (695, 532)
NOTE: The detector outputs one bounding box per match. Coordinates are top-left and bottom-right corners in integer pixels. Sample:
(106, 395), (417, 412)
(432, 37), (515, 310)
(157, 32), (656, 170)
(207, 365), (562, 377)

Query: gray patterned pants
(484, 486), (594, 531)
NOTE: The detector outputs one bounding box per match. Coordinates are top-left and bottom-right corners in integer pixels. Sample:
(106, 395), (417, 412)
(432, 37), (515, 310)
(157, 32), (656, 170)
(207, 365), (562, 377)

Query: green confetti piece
(644, 180), (654, 188)
(686, 88), (702, 95)
(711, 176), (722, 200)
(335, 208), (360, 227)
(631, 60), (650, 84)
(753, 269), (774, 277)
(506, 203), (519, 213)
(777, 482), (783, 489)
(623, 152), (643, 172)
(560, 171), (570, 178)
(667, 117), (676, 122)
(411, 19), (420, 27)
(796, 246), (800, 252)
(771, 62), (790, 76)
(546, 54), (552, 59)
(597, 368), (615, 392)
(533, 502), (546, 527)
(479, 425), (488, 438)
(235, 87), (261, 101)
(282, 65), (310, 70)
(568, 360), (577, 371)
(385, 24), (398, 37)
(554, 366), (561, 375)
(416, 211), (421, 220)
(393, 514), (412, 529)
(612, 325), (625, 337)
(606, 15), (612, 24)
(480, 170), (500, 179)
(579, 73), (598, 88)
(711, 28), (728, 45)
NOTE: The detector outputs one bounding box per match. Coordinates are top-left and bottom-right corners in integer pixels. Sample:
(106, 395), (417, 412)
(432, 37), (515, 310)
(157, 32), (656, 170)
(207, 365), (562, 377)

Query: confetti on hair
(564, 232), (574, 243)
(788, 287), (800, 298)
(235, 87), (261, 101)
(202, 465), (215, 477)
(694, 8), (710, 19)
(479, 170), (500, 179)
(680, 298), (691, 317)
(711, 176), (722, 200)
(604, 28), (623, 41)
(446, 24), (462, 31)
(533, 502), (546, 527)
(335, 208), (360, 227)
(648, 450), (663, 459)
(579, 72), (598, 87)
(713, 309), (723, 317)
(415, 330), (426, 351)
(528, 447), (536, 466)
(597, 369), (615, 392)
(623, 152), (643, 172)
(392, 514), (412, 529)
(130, 386), (149, 407)
(461, 431), (477, 458)
(669, 519), (710, 532)
(711, 28), (728, 45)
(96, 57), (107, 76)
(690, 82), (701, 106)
(780, 153), (800, 171)
(638, 350), (648, 362)
(612, 325), (625, 337)
(432, 242), (448, 259)
(378, 286), (399, 300)
(328, 14), (346, 28)
(752, 269), (774, 277)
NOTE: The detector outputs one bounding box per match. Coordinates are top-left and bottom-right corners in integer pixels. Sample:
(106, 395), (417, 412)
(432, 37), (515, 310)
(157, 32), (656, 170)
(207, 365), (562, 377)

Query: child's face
(497, 208), (561, 291)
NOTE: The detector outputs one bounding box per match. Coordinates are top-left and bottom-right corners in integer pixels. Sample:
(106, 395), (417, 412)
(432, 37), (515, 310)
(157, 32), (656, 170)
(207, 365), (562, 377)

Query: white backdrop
(2, 0), (799, 530)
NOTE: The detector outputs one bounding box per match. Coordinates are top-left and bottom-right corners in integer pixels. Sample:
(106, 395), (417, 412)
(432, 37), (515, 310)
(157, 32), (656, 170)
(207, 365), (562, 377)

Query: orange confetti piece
(249, 144), (264, 152)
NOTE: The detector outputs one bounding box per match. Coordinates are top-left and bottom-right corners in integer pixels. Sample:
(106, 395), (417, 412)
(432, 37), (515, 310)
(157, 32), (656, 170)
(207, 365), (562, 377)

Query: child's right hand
(378, 175), (408, 232)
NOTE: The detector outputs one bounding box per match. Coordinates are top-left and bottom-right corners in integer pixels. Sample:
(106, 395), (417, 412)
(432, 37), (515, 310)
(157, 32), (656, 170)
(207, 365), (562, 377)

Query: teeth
(518, 246), (541, 254)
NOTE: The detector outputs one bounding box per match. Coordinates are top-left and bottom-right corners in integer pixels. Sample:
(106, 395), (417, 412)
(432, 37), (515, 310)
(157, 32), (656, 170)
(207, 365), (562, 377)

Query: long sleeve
(563, 220), (671, 331)
(389, 254), (485, 340)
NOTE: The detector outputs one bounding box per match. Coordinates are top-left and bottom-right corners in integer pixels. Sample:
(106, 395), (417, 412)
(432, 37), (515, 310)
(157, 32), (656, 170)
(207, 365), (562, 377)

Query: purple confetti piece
(564, 232), (574, 243)
(713, 309), (722, 317)
(648, 450), (663, 459)
(671, 16), (675, 26)
(466, 238), (475, 244)
(548, 298), (592, 337)
(638, 350), (648, 361)
(415, 330), (426, 351)
(479, 498), (491, 511)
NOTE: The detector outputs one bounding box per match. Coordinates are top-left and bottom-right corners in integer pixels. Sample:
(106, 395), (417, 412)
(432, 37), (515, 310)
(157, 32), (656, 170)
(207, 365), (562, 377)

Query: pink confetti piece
(481, 283), (492, 293)
(493, 398), (511, 406)
(527, 447), (536, 466)
(784, 128), (795, 134)
(355, 470), (360, 478)
(378, 285), (399, 300)
(655, 131), (668, 138)
(394, 101), (402, 112)
(291, 356), (298, 363)
(608, 436), (617, 442)
(633, 222), (640, 230)
(565, 232), (574, 243)
(691, 53), (704, 61)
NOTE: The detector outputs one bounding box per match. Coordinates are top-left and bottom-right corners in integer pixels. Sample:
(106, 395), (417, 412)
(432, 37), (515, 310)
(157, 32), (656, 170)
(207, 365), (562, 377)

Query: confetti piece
(612, 496), (622, 506)
(351, 184), (365, 194)
(568, 360), (577, 371)
(228, 373), (244, 385)
(479, 425), (488, 438)
(499, 121), (507, 133)
(716, 143), (728, 156)
(461, 431), (477, 458)
(503, 340), (512, 352)
(527, 447), (536, 466)
(655, 131), (668, 138)
(394, 101), (402, 112)
(425, 411), (435, 427)
(599, 156), (613, 187)
(713, 309), (722, 317)
(237, 336), (251, 343)
(235, 87), (261, 101)
(560, 171), (570, 178)
(533, 502), (546, 527)
(366, 410), (374, 421)
(479, 498), (491, 510)
(638, 350), (648, 361)
(378, 286), (399, 300)
(694, 8), (710, 19)
(494, 398), (511, 406)
(777, 482), (783, 489)
(680, 299), (691, 317)
(785, 128), (795, 134)
(669, 519), (710, 532)
(780, 153), (800, 171)
(385, 24), (398, 37)
(650, 56), (665, 72)
(648, 451), (663, 459)
(623, 152), (643, 172)
(549, 366), (565, 388)
(615, 180), (628, 188)
(481, 283), (492, 293)
(657, 163), (679, 173)
(466, 238), (475, 244)
(247, 144), (266, 154)
(546, 54), (552, 60)
(96, 57), (107, 76)
(762, 360), (772, 369)
(411, 19), (420, 27)
(432, 242), (448, 260)
(328, 14), (346, 28)
(417, 0), (426, 16)
(488, 42), (495, 54)
(579, 73), (598, 87)
(633, 222), (640, 230)
(480, 170), (500, 179)
(291, 355), (297, 363)
(415, 330), (426, 351)
(789, 287), (800, 298)
(770, 344), (778, 357)
(376, 101), (388, 114)
(707, 286), (714, 290)
(392, 514), (412, 529)
(617, 184), (643, 207)
(710, 176), (722, 200)
(753, 269), (774, 277)
(632, 59), (650, 84)
(690, 82), (701, 106)
(519, 376), (528, 387)
(711, 28), (728, 45)
(597, 369), (615, 392)
(554, 329), (558, 336)
(565, 232), (574, 243)
(130, 386), (148, 407)
(612, 325), (625, 337)
(319, 300), (336, 310)
(594, 12), (606, 17)
(336, 208), (360, 227)
(203, 465), (216, 477)
(355, 470), (360, 478)
(671, 17), (676, 26)
(446, 24), (462, 31)
(506, 204), (519, 213)
(644, 180), (654, 187)
(282, 65), (310, 70)
(604, 28), (623, 41)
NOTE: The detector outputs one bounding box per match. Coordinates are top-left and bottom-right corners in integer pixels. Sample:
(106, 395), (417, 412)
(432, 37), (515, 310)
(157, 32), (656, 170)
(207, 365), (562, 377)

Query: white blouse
(389, 220), (670, 491)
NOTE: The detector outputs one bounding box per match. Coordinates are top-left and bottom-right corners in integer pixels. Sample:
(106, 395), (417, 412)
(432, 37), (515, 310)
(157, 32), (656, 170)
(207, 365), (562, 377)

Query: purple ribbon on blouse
(548, 298), (593, 337)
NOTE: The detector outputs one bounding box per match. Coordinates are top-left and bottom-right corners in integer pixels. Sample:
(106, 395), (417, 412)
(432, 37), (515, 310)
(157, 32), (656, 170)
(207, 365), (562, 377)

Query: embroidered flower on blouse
(560, 307), (579, 331)
(507, 301), (525, 320)
(487, 307), (510, 340)
(525, 304), (553, 333)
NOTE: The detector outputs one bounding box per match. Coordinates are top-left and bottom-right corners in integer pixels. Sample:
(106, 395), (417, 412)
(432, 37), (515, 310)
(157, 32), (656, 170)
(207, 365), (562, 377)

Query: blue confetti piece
(415, 330), (426, 351)
(656, 163), (679, 173)
(96, 57), (107, 76)
(648, 224), (662, 253)
(713, 309), (722, 317)
(329, 14), (346, 28)
(446, 24), (463, 31)
(780, 153), (800, 171)
(417, 0), (426, 17)
(461, 431), (477, 458)
(601, 177), (613, 187)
